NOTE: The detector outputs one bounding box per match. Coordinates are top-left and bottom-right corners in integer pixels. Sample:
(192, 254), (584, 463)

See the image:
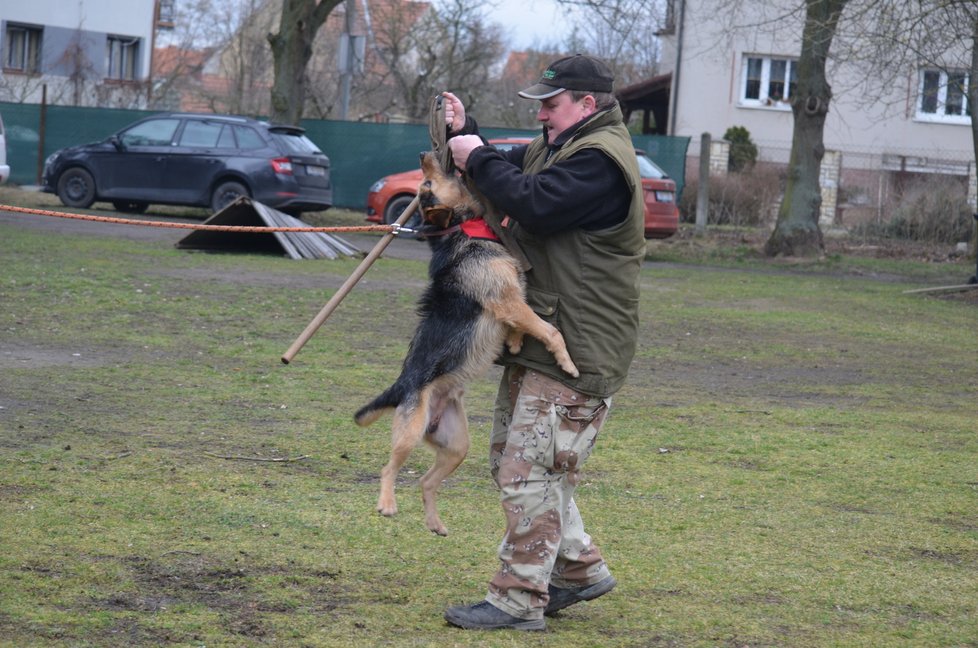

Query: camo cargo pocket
(551, 398), (608, 483)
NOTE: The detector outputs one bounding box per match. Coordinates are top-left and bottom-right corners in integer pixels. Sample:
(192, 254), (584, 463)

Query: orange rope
(0, 204), (396, 234)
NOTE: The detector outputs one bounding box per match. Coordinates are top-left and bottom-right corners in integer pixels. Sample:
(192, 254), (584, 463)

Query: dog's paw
(377, 498), (398, 517)
(560, 359), (580, 378)
(505, 330), (525, 355)
(426, 518), (449, 536)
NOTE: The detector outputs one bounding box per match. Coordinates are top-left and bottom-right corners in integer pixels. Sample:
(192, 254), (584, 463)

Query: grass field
(1, 193), (977, 647)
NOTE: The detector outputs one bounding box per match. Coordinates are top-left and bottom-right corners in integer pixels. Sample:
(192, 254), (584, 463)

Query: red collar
(459, 217), (500, 241)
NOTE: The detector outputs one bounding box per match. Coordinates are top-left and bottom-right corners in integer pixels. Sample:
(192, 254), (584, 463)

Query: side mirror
(109, 135), (124, 151)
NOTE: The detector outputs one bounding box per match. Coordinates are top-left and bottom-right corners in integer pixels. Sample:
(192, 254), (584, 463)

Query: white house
(656, 0), (977, 224)
(0, 0), (172, 108)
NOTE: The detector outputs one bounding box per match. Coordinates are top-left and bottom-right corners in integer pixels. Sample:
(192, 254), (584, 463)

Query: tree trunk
(764, 0), (848, 257)
(267, 0), (341, 125)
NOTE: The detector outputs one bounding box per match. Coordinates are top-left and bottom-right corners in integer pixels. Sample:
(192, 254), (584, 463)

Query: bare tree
(764, 0), (848, 257)
(771, 0), (978, 254)
(362, 0), (507, 122)
(563, 0), (666, 83)
(843, 1), (978, 200)
(150, 0), (218, 110)
(268, 0), (344, 124)
(151, 0), (277, 115)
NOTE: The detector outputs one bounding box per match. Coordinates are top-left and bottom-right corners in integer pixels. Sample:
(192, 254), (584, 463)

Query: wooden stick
(281, 195), (421, 364)
(902, 283), (978, 294)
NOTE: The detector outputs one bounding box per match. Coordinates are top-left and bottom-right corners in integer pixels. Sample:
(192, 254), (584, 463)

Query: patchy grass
(648, 224), (977, 285)
(1, 200), (977, 647)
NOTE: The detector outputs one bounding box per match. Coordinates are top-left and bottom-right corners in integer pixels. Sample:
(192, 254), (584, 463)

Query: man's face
(536, 91), (595, 141)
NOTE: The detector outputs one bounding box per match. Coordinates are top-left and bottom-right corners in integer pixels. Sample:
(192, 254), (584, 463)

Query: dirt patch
(0, 343), (137, 370)
(63, 552), (347, 642)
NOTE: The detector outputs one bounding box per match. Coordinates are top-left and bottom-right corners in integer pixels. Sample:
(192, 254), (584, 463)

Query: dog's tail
(353, 384), (408, 427)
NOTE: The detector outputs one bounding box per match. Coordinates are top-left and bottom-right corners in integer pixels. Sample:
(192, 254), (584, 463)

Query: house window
(917, 69), (970, 122)
(4, 23), (43, 73)
(107, 36), (140, 81)
(740, 55), (797, 108)
(157, 0), (176, 29)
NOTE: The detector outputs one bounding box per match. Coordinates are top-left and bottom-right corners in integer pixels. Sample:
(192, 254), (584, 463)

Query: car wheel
(211, 181), (249, 213)
(56, 167), (96, 209)
(384, 194), (421, 238)
(112, 201), (148, 214)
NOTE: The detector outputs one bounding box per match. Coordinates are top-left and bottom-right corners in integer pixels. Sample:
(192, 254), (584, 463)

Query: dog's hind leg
(420, 388), (469, 536)
(377, 391), (430, 518)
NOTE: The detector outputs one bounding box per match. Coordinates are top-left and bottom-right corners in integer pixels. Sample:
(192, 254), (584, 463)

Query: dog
(354, 151), (578, 536)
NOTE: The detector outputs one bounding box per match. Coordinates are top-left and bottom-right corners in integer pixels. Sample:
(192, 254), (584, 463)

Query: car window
(216, 126), (236, 148)
(179, 120), (224, 147)
(120, 118), (180, 147)
(233, 125), (265, 150)
(269, 131), (321, 155)
(635, 152), (668, 179)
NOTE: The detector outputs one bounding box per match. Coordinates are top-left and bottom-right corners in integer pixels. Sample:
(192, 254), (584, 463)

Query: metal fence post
(695, 132), (711, 233)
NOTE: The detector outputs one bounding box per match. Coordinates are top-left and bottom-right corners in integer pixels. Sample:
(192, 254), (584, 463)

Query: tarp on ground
(175, 198), (362, 259)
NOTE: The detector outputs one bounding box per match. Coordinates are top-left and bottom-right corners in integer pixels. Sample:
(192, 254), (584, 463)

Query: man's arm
(465, 147), (630, 236)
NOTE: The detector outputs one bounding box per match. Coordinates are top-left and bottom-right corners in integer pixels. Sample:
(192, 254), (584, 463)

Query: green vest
(504, 104), (646, 397)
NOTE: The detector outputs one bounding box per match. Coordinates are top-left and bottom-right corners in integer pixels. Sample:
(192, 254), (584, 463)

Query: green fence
(1, 102), (689, 209)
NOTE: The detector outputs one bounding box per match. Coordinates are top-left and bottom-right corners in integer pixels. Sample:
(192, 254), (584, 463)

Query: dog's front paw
(561, 359), (580, 378)
(505, 329), (525, 355)
(377, 497), (398, 517)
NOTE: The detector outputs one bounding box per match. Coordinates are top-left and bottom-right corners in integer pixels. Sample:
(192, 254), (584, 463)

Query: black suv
(42, 112), (332, 215)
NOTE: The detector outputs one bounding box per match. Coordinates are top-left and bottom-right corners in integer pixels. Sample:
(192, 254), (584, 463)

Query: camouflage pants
(485, 365), (613, 620)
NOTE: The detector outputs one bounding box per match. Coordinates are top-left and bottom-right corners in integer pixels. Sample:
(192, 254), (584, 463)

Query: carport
(616, 72), (673, 135)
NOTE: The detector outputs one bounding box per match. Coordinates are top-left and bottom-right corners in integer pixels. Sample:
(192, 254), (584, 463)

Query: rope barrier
(0, 203), (397, 234)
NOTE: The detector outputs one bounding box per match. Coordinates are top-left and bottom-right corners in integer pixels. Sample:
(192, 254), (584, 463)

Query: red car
(366, 138), (678, 239)
(634, 149), (680, 239)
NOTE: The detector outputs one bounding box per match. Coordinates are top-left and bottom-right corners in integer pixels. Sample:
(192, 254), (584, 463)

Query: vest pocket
(524, 286), (560, 322)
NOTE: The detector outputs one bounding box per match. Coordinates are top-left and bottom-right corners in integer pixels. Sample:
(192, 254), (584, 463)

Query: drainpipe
(148, 0), (159, 107)
(668, 0), (686, 136)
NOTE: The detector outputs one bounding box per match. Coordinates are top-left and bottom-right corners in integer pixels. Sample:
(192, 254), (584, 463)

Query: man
(441, 54), (647, 631)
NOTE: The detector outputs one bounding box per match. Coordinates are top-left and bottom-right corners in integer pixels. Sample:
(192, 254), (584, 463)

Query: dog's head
(417, 151), (483, 230)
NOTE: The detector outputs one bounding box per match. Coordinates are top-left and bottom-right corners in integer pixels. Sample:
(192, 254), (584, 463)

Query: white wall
(5, 0), (155, 35)
(665, 0), (975, 169)
(2, 0), (157, 78)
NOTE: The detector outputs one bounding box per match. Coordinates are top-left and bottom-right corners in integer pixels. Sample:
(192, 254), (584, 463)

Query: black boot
(545, 575), (617, 616)
(444, 601), (546, 631)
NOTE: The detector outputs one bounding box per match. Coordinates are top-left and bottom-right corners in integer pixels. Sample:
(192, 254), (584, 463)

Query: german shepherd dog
(354, 151), (579, 536)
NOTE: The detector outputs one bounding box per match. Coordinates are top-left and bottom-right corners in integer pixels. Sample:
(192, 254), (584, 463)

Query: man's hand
(448, 135), (484, 171)
(442, 91), (466, 133)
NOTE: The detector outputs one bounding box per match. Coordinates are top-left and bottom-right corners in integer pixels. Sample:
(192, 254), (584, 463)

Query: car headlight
(368, 179), (386, 193)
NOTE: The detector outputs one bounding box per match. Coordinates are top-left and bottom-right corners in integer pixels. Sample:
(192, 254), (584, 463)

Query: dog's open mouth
(422, 204), (453, 227)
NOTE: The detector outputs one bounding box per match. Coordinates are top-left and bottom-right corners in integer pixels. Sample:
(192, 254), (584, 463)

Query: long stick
(281, 195), (421, 364)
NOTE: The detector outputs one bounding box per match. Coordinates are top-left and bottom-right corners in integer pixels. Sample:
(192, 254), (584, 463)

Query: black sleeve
(464, 146), (631, 236)
(449, 115), (481, 138)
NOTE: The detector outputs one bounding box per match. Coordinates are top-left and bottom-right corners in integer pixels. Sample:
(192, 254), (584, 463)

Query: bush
(862, 175), (975, 244)
(724, 126), (758, 172)
(679, 167), (783, 227)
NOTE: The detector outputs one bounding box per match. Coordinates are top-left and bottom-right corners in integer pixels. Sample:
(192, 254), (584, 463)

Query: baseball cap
(518, 54), (615, 100)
